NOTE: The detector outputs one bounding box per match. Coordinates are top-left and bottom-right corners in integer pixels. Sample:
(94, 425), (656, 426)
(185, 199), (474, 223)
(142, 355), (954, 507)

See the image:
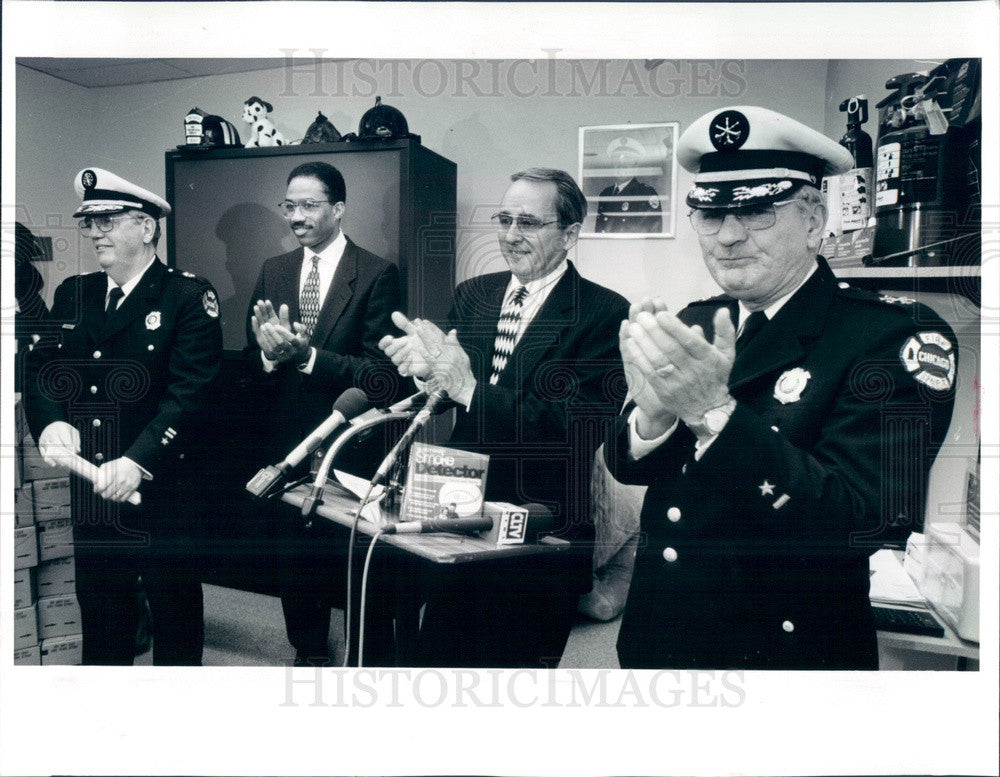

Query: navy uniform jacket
(23, 259), (223, 553)
(595, 178), (663, 234)
(447, 262), (628, 589)
(607, 260), (957, 669)
(243, 237), (402, 457)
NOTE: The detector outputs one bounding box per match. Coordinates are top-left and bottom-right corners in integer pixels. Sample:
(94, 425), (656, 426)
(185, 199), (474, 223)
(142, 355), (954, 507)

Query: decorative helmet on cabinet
(181, 107), (242, 149)
(357, 96), (416, 140)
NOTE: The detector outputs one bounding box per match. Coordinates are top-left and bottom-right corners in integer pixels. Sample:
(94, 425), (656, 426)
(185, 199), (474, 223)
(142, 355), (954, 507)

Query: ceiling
(17, 58), (294, 88)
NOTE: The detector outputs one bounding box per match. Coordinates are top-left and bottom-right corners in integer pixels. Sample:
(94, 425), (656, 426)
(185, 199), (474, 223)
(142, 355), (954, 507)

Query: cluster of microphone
(246, 386), (553, 540)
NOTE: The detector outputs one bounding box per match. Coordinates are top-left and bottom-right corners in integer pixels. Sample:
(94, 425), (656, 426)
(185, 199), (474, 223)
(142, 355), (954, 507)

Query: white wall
(14, 66), (100, 297)
(17, 58), (832, 311)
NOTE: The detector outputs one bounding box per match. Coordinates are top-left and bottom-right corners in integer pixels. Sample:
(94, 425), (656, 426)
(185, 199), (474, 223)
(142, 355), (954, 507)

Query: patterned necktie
(300, 255), (321, 338)
(736, 310), (767, 357)
(490, 285), (528, 385)
(104, 286), (124, 323)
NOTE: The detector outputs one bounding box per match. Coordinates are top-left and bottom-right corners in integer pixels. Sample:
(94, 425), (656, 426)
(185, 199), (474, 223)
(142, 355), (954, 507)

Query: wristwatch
(686, 397), (737, 439)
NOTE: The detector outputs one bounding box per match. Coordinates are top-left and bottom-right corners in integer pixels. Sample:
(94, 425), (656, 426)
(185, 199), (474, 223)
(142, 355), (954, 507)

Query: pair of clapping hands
(378, 312), (475, 407)
(251, 300), (311, 365)
(619, 299), (737, 440)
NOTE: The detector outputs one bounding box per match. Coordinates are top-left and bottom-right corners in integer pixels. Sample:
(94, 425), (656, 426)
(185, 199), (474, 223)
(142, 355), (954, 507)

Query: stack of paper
(869, 548), (928, 607)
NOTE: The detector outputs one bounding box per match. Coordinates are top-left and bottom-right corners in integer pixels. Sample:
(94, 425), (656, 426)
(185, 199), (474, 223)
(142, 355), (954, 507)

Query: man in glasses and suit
(246, 161), (401, 666)
(607, 106), (958, 669)
(23, 168), (223, 664)
(379, 168), (628, 667)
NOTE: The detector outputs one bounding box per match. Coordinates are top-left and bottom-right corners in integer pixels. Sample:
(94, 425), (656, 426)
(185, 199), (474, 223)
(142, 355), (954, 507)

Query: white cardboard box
(15, 606), (39, 650)
(15, 485), (35, 527)
(37, 595), (83, 641)
(32, 476), (72, 521)
(41, 634), (83, 666)
(922, 523), (980, 642)
(36, 556), (77, 598)
(14, 525), (39, 569)
(14, 567), (36, 609)
(20, 434), (71, 481)
(37, 517), (74, 562)
(14, 645), (42, 666)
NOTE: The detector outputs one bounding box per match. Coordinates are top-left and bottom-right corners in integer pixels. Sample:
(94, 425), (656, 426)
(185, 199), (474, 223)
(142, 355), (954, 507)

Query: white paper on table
(868, 548), (928, 606)
(332, 470), (384, 524)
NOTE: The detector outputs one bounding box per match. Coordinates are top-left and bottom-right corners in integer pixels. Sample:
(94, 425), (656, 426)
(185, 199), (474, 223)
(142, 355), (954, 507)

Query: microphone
(369, 388), (446, 487)
(351, 390), (427, 425)
(383, 502), (555, 541)
(381, 515), (494, 535)
(246, 387), (370, 498)
(486, 502), (554, 544)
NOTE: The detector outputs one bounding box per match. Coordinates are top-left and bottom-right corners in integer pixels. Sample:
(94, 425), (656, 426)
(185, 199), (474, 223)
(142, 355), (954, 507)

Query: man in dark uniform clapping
(607, 107), (957, 669)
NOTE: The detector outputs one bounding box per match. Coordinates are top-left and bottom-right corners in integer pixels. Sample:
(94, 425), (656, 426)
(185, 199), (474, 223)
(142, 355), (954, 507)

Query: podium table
(278, 483), (576, 665)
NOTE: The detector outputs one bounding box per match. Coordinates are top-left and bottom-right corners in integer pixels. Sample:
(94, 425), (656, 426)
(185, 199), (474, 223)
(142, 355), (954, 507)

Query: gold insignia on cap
(81, 169), (97, 189)
(710, 110), (749, 151)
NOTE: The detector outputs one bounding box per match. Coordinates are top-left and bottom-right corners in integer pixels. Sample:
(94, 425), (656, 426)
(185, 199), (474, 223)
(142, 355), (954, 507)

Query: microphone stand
(300, 411), (416, 527)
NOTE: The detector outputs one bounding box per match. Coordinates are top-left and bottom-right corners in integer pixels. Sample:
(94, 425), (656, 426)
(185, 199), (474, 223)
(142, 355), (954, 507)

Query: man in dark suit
(595, 136), (663, 234)
(245, 161), (401, 666)
(607, 106), (957, 669)
(23, 167), (223, 665)
(380, 168), (628, 667)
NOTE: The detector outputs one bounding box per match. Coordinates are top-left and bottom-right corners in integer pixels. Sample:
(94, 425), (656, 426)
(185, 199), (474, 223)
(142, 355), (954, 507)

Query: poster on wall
(578, 122), (678, 238)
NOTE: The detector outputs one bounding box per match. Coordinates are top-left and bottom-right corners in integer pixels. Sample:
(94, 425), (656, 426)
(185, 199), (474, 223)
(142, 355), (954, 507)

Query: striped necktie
(300, 255), (321, 338)
(489, 285), (528, 385)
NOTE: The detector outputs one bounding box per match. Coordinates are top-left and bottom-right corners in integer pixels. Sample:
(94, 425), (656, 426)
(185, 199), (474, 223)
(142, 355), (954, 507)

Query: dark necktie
(735, 310), (767, 357)
(105, 286), (124, 323)
(489, 285), (528, 385)
(300, 255), (321, 338)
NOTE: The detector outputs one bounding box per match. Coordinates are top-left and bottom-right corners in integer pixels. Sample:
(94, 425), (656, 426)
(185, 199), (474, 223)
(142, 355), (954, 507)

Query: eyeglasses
(77, 214), (145, 233)
(278, 199), (335, 217)
(491, 213), (561, 234)
(688, 199), (804, 236)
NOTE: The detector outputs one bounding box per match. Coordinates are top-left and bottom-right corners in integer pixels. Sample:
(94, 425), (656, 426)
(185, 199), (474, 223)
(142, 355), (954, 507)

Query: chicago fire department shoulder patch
(900, 331), (955, 391)
(202, 289), (219, 318)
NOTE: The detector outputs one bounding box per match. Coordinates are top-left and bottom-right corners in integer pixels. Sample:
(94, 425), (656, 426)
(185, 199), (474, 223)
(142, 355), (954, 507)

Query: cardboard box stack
(12, 395), (82, 666)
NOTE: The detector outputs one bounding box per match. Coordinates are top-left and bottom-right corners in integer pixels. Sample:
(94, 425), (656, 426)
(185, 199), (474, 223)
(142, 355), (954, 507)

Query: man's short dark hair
(287, 161), (347, 204)
(510, 168), (587, 227)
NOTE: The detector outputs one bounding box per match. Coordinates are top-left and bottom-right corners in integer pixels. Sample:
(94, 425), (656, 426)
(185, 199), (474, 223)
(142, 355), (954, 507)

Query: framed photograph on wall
(578, 122), (679, 238)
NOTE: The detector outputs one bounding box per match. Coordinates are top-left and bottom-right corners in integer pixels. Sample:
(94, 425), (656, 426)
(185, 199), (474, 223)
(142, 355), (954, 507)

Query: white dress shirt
(499, 259), (569, 349)
(262, 231), (347, 374)
(105, 255), (158, 309)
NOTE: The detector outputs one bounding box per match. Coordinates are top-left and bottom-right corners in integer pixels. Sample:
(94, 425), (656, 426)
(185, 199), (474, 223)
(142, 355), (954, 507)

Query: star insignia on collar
(758, 480), (776, 496)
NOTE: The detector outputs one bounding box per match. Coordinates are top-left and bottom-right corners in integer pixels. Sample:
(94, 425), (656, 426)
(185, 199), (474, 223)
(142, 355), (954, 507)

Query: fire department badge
(774, 367), (811, 404)
(900, 331), (955, 391)
(145, 311), (162, 331)
(649, 196), (660, 209)
(202, 289), (219, 318)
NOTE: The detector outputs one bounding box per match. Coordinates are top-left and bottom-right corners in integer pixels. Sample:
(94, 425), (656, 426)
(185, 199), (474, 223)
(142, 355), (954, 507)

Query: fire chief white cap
(73, 167), (171, 218)
(676, 105), (853, 209)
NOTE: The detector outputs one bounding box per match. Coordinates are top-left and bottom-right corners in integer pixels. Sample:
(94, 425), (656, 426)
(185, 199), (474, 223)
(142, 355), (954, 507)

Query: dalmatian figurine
(242, 96), (286, 147)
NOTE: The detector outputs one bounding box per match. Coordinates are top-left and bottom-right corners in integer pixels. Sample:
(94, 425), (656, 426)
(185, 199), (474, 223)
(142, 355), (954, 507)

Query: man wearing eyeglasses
(22, 168), (223, 664)
(379, 168), (628, 667)
(606, 107), (957, 669)
(245, 160), (401, 666)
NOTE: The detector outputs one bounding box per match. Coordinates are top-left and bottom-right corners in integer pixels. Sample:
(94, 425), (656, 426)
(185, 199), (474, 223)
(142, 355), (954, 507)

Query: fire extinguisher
(871, 59), (981, 267)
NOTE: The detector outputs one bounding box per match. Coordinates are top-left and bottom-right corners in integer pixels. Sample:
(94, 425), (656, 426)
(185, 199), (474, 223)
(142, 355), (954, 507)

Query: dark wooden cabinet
(164, 140), (457, 593)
